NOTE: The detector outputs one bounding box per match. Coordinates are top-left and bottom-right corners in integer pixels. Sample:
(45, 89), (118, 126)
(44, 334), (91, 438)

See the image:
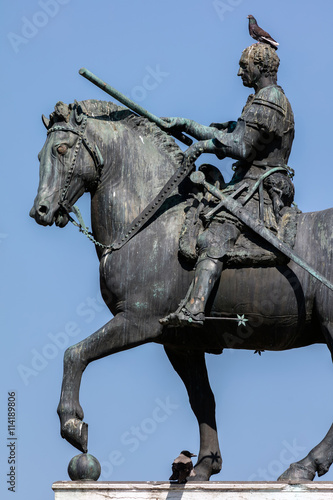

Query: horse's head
(30, 101), (103, 227)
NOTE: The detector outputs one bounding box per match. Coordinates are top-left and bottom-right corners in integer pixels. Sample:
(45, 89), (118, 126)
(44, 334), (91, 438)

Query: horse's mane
(78, 99), (184, 165)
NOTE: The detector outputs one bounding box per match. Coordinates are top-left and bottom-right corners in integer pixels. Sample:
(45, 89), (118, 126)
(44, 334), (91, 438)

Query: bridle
(47, 113), (104, 214)
(46, 111), (195, 252)
(46, 113), (111, 248)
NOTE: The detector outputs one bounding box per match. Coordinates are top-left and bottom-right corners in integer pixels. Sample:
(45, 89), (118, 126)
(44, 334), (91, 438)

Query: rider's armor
(160, 84), (296, 328)
(213, 84), (295, 231)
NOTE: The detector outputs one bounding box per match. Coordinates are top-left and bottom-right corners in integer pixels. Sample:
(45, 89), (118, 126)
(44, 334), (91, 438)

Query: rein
(47, 114), (195, 252)
(47, 115), (110, 247)
(47, 115), (294, 254)
(69, 154), (195, 252)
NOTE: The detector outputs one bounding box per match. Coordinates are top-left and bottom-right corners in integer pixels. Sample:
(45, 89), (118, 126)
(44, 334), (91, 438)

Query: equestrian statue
(30, 42), (333, 482)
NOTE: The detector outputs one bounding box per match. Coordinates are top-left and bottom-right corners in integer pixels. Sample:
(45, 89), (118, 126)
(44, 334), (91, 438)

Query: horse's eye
(57, 144), (68, 155)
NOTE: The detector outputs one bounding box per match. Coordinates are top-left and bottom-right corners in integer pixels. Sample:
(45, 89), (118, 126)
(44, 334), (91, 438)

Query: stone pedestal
(53, 481), (333, 499)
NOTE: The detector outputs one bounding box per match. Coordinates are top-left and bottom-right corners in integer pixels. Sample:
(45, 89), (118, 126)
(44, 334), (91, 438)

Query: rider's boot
(160, 257), (223, 327)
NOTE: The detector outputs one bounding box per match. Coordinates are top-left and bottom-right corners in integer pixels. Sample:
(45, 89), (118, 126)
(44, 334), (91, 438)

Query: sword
(190, 171), (333, 292)
(79, 68), (193, 147)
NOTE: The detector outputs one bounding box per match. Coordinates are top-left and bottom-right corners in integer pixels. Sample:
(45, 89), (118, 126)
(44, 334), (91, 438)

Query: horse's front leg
(164, 345), (222, 481)
(57, 312), (148, 452)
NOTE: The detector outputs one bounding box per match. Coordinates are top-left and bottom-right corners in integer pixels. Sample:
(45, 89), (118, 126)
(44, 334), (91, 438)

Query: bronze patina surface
(30, 44), (333, 482)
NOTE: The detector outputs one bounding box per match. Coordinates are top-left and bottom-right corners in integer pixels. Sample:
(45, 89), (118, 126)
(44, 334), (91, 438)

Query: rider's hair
(242, 43), (280, 77)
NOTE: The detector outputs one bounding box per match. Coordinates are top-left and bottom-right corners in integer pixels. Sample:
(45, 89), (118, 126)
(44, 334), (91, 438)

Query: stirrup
(160, 308), (205, 328)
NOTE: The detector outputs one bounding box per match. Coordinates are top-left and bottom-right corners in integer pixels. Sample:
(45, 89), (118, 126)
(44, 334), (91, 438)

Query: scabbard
(195, 174), (333, 293)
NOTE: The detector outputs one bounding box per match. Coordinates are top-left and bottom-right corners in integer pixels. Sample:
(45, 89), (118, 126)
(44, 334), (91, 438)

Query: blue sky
(2, 1), (333, 499)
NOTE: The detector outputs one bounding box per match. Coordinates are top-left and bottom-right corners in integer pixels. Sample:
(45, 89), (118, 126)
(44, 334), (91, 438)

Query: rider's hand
(209, 121), (237, 132)
(160, 117), (186, 130)
(209, 122), (228, 130)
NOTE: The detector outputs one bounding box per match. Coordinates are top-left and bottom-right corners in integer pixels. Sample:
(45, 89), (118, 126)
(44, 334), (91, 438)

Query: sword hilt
(190, 170), (206, 185)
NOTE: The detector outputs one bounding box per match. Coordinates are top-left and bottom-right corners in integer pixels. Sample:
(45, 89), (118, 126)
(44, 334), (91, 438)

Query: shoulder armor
(252, 86), (288, 116)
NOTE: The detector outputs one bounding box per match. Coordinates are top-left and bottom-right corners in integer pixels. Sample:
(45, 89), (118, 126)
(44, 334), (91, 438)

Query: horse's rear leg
(279, 312), (333, 481)
(278, 424), (333, 482)
(57, 313), (147, 452)
(164, 346), (222, 481)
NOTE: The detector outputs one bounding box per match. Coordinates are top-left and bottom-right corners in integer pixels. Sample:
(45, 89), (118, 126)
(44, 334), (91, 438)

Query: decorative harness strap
(47, 116), (293, 254)
(47, 115), (196, 251)
(111, 155), (195, 251)
(69, 155), (195, 252)
(47, 115), (104, 213)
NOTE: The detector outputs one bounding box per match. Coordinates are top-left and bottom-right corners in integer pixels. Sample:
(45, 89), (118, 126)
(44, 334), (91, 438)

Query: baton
(79, 68), (193, 147)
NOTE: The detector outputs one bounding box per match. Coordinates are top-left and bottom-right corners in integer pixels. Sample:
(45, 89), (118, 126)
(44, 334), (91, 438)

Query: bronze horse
(30, 100), (333, 481)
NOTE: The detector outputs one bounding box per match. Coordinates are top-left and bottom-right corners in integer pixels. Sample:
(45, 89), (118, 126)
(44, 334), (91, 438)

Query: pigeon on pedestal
(169, 450), (196, 484)
(247, 15), (279, 49)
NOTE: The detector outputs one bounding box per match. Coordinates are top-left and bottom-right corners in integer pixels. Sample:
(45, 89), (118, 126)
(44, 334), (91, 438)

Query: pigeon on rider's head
(247, 15), (279, 49)
(169, 450), (196, 483)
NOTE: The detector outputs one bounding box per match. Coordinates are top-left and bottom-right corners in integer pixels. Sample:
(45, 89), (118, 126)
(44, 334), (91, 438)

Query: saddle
(179, 195), (300, 268)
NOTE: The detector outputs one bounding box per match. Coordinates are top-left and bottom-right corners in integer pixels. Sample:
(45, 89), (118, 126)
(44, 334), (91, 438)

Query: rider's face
(238, 55), (261, 88)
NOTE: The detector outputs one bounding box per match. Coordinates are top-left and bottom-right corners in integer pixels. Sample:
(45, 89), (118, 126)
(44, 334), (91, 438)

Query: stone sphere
(68, 453), (101, 481)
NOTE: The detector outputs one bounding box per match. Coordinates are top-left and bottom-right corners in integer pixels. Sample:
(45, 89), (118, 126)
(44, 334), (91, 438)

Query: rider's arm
(183, 119), (267, 163)
(182, 119), (238, 140)
(162, 117), (236, 141)
(184, 120), (219, 141)
(213, 120), (267, 162)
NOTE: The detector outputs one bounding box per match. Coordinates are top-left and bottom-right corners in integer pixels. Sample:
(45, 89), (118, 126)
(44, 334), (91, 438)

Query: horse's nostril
(38, 205), (49, 215)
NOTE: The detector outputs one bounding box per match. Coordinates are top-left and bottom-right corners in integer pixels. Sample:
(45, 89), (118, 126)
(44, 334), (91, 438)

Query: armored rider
(160, 43), (295, 327)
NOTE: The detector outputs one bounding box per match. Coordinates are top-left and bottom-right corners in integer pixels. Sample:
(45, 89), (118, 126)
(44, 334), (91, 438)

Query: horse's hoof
(61, 418), (88, 453)
(187, 470), (209, 481)
(278, 462), (315, 482)
(188, 452), (222, 481)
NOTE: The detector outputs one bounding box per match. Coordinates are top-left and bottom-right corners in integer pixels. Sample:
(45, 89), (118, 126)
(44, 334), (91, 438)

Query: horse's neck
(90, 124), (180, 247)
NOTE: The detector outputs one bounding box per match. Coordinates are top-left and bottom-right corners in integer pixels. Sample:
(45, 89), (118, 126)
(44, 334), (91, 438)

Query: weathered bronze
(30, 44), (333, 482)
(67, 453), (101, 481)
(189, 170), (333, 292)
(161, 43), (296, 327)
(79, 67), (192, 146)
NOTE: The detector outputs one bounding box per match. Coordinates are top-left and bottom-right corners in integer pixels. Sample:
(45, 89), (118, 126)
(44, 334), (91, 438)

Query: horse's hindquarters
(202, 263), (323, 352)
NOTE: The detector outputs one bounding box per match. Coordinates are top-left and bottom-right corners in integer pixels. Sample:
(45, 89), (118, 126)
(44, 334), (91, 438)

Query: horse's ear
(54, 101), (71, 122)
(73, 100), (84, 124)
(41, 114), (50, 129)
